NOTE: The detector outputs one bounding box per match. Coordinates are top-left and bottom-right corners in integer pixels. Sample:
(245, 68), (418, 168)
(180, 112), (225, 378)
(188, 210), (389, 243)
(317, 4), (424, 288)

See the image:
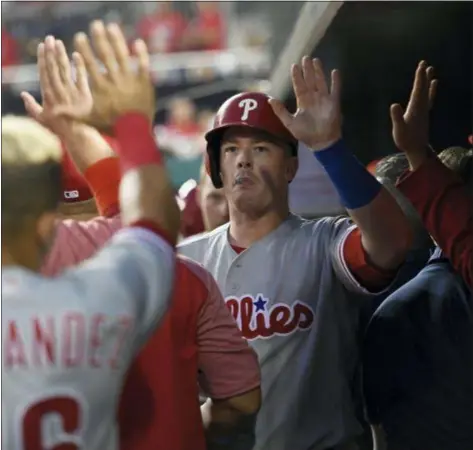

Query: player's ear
(286, 156), (298, 183)
(36, 211), (58, 244)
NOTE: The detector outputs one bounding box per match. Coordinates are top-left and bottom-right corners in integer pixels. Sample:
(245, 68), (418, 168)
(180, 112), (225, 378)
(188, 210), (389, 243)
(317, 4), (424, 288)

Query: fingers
(268, 98), (294, 129)
(311, 58), (329, 95)
(21, 91), (44, 120)
(302, 56), (318, 92)
(44, 36), (68, 102)
(74, 32), (103, 86)
(291, 64), (310, 108)
(90, 21), (118, 79)
(55, 39), (73, 90)
(330, 69), (342, 102)
(390, 103), (405, 126)
(428, 79), (438, 110)
(37, 42), (54, 106)
(132, 39), (150, 79)
(72, 52), (91, 96)
(405, 60), (428, 116)
(106, 23), (131, 73)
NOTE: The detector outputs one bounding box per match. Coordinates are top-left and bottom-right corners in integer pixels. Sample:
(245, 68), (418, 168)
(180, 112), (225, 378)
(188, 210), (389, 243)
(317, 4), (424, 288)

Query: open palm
(269, 56), (342, 151)
(21, 36), (93, 137)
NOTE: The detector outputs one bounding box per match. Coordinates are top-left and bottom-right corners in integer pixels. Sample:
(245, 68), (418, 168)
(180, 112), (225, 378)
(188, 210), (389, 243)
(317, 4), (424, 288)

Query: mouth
(233, 175), (255, 188)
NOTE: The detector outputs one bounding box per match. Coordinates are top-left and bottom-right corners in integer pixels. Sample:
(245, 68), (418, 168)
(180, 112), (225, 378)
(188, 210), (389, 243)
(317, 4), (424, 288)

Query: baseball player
(18, 21), (261, 450)
(2, 23), (180, 450)
(178, 57), (421, 450)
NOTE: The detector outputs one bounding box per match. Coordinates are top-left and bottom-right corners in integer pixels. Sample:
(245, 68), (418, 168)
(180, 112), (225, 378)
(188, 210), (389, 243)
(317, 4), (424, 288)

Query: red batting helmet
(204, 92), (297, 188)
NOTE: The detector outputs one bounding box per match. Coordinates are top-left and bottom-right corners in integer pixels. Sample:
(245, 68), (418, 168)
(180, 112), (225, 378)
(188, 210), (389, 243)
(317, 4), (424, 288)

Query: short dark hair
(374, 153), (431, 251)
(374, 153), (409, 185)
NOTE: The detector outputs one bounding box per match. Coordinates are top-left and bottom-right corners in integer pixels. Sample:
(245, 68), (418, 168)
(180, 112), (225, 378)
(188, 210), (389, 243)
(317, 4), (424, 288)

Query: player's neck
(228, 206), (290, 248)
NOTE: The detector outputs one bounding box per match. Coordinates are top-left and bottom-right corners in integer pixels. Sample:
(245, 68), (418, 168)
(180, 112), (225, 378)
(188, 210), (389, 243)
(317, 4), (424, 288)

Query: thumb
(21, 91), (43, 120)
(390, 103), (405, 127)
(268, 98), (293, 129)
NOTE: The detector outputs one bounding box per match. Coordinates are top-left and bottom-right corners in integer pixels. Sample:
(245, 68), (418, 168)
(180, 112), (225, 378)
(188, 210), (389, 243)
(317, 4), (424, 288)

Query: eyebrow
(222, 138), (271, 145)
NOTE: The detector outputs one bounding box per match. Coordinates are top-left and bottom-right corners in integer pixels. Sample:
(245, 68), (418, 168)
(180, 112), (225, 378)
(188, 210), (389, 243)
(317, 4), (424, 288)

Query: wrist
(313, 140), (382, 209)
(59, 122), (93, 145)
(309, 135), (342, 152)
(113, 112), (162, 173)
(407, 145), (435, 171)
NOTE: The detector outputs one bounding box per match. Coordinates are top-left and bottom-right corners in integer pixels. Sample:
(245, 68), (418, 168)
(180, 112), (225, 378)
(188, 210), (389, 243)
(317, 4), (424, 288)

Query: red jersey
(119, 256), (260, 450)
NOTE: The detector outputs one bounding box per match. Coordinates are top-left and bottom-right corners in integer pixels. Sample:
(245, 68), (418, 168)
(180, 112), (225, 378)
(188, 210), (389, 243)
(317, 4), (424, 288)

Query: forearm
(314, 140), (412, 271)
(347, 187), (413, 270)
(114, 113), (180, 243)
(60, 123), (116, 173)
(397, 156), (473, 287)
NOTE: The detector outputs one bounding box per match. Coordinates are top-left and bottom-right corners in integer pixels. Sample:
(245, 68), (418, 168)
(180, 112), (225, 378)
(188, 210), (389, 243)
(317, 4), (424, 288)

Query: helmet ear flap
(205, 147), (223, 188)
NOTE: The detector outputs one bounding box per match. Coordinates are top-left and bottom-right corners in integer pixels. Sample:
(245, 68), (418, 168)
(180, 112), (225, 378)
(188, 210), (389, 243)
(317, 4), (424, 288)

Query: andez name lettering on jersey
(4, 313), (134, 370)
(225, 294), (314, 340)
(238, 98), (258, 121)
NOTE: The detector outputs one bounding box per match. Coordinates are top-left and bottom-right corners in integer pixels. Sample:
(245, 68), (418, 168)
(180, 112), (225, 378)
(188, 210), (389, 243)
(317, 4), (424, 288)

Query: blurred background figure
(178, 162), (229, 239)
(196, 166), (229, 232)
(181, 1), (225, 51)
(157, 97), (201, 159)
(137, 2), (187, 54)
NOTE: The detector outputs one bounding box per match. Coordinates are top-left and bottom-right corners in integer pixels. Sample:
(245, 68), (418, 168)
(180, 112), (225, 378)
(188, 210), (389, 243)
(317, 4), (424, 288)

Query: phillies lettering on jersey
(225, 294), (314, 340)
(179, 215), (376, 450)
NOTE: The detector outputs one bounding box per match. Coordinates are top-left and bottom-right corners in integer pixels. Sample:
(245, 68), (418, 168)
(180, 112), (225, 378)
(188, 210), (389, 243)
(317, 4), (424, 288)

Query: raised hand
(20, 36), (92, 138)
(269, 56), (342, 151)
(390, 60), (438, 170)
(72, 21), (155, 130)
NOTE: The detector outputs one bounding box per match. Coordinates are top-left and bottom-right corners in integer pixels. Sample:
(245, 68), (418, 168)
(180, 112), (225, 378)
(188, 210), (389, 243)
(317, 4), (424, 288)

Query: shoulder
(178, 223), (228, 258)
(177, 255), (213, 288)
(287, 214), (354, 243)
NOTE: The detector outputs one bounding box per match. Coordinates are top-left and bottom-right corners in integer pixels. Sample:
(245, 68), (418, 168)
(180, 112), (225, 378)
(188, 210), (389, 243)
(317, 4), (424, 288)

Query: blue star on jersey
(253, 295), (268, 312)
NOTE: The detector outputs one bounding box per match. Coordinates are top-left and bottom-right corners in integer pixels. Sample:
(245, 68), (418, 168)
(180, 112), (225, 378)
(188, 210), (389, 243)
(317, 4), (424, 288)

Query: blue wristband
(314, 139), (382, 209)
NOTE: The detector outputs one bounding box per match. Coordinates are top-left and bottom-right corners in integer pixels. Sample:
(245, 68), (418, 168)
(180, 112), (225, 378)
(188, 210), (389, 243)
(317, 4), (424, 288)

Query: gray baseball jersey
(2, 227), (175, 450)
(179, 214), (376, 450)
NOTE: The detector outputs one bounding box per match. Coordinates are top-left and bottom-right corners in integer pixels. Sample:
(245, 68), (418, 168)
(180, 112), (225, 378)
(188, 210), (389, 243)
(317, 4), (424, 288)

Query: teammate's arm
(190, 260), (261, 449)
(38, 21), (180, 331)
(396, 155), (473, 288)
(270, 57), (413, 286)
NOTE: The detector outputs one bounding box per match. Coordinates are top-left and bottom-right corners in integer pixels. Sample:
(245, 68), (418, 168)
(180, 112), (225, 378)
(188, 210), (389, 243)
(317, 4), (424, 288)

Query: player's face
(198, 175), (229, 231)
(219, 127), (297, 214)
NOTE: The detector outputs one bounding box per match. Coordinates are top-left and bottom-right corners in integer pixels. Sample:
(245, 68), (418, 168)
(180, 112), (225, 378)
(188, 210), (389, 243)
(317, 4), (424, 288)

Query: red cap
(178, 181), (205, 237)
(61, 147), (92, 203)
(204, 92), (297, 188)
(205, 92), (296, 148)
(61, 134), (120, 203)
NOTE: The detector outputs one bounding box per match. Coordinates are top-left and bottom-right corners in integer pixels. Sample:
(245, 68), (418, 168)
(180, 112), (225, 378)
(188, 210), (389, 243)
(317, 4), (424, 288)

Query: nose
(236, 148), (253, 169)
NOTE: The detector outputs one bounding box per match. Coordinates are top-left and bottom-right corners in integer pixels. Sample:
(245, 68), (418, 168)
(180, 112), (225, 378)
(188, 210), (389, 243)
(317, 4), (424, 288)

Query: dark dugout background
(284, 1), (473, 164)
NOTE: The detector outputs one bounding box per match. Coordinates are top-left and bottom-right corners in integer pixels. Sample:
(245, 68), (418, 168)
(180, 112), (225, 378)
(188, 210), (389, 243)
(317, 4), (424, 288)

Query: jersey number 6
(19, 394), (85, 450)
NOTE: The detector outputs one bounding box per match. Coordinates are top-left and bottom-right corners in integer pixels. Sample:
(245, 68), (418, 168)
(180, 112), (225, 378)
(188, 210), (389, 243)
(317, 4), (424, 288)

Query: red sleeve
(186, 262), (260, 399)
(83, 157), (120, 217)
(343, 228), (397, 292)
(396, 156), (473, 288)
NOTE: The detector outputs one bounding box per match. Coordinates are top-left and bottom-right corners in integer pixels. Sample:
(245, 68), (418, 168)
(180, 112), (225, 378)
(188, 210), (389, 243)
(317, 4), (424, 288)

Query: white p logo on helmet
(238, 98), (258, 121)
